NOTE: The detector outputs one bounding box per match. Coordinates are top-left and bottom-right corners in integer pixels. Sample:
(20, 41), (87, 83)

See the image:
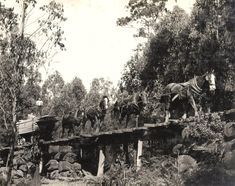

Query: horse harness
(170, 76), (206, 102)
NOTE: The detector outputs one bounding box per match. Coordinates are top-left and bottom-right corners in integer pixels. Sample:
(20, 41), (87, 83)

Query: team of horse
(61, 96), (109, 137)
(61, 71), (216, 137)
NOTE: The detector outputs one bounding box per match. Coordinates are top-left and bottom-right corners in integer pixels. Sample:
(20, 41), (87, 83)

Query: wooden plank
(97, 149), (105, 177)
(136, 140), (143, 171)
(144, 123), (167, 127)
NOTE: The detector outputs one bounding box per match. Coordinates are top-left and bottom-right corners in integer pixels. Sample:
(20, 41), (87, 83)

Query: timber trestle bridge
(1, 116), (187, 177)
(37, 116), (185, 176)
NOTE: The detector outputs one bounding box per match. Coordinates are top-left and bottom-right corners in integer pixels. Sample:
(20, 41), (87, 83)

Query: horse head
(99, 96), (109, 112)
(137, 91), (148, 109)
(204, 70), (216, 95)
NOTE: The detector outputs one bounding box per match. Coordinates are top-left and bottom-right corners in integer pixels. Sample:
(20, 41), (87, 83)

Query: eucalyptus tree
(0, 0), (66, 184)
(117, 0), (168, 38)
(141, 6), (191, 85)
(83, 78), (115, 109)
(117, 0), (168, 93)
(47, 76), (87, 117)
(41, 70), (65, 115)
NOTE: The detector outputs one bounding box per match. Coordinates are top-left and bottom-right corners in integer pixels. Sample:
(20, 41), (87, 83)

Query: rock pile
(45, 145), (83, 179)
(0, 147), (37, 184)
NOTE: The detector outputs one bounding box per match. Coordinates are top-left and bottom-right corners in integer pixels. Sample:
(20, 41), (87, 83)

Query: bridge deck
(0, 121), (185, 152)
(41, 121), (184, 146)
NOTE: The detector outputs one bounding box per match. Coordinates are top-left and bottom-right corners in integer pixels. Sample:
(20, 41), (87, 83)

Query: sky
(4, 0), (195, 90)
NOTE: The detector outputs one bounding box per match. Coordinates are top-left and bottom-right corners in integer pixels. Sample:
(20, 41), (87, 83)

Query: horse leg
(189, 96), (199, 117)
(93, 116), (100, 133)
(70, 124), (75, 137)
(119, 112), (125, 126)
(135, 115), (139, 128)
(62, 126), (64, 138)
(164, 98), (171, 123)
(62, 125), (66, 138)
(165, 110), (171, 123)
(182, 102), (187, 120)
(91, 118), (96, 133)
(96, 119), (100, 133)
(125, 114), (130, 128)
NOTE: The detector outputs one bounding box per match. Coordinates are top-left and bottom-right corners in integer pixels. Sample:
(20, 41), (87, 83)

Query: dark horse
(160, 71), (216, 123)
(113, 90), (148, 128)
(62, 110), (83, 138)
(81, 96), (109, 133)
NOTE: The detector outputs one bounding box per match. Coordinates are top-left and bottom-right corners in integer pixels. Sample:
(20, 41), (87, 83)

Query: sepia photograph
(0, 0), (234, 185)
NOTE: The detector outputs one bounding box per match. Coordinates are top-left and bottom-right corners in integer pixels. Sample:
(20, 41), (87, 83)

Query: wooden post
(80, 148), (83, 158)
(123, 143), (130, 166)
(133, 142), (137, 167)
(97, 148), (105, 177)
(136, 140), (143, 171)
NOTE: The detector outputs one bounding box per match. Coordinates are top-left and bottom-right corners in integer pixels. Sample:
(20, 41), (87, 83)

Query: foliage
(180, 112), (229, 169)
(117, 0), (167, 38)
(0, 1), (66, 184)
(19, 69), (42, 119)
(0, 0), (66, 126)
(141, 6), (192, 85)
(41, 72), (87, 117)
(41, 70), (64, 115)
(119, 0), (235, 113)
(83, 78), (116, 109)
(57, 77), (86, 116)
(182, 113), (224, 144)
(103, 151), (185, 185)
(101, 113), (234, 186)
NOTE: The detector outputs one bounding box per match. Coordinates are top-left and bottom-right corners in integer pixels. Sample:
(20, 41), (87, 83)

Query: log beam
(97, 148), (105, 177)
(136, 140), (143, 171)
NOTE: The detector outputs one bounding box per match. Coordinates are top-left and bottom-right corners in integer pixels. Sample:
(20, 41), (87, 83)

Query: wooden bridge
(39, 118), (184, 176)
(8, 116), (186, 177)
(0, 110), (232, 179)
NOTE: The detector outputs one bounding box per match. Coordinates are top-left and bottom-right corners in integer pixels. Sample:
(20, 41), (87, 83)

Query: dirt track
(42, 179), (86, 186)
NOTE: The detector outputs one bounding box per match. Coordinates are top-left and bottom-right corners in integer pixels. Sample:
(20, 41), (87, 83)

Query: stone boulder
(223, 150), (235, 170)
(49, 170), (59, 179)
(13, 156), (26, 166)
(46, 160), (59, 172)
(177, 155), (197, 174)
(59, 161), (72, 172)
(12, 170), (24, 179)
(54, 152), (62, 160)
(60, 170), (71, 177)
(63, 152), (77, 164)
(223, 139), (235, 153)
(72, 162), (82, 173)
(19, 164), (28, 173)
(224, 122), (235, 139)
(23, 150), (33, 161)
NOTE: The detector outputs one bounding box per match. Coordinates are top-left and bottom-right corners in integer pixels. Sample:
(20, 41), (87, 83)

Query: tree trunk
(6, 95), (18, 186)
